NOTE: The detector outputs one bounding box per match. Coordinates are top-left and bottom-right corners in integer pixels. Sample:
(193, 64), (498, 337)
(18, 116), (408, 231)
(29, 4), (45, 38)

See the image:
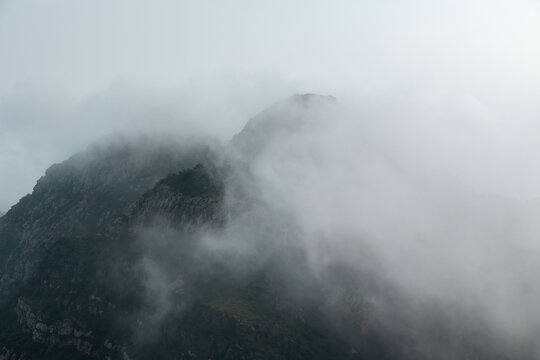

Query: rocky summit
(0, 95), (525, 360)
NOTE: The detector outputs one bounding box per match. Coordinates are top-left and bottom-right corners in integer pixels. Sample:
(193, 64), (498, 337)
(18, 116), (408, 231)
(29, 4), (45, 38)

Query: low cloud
(121, 93), (540, 357)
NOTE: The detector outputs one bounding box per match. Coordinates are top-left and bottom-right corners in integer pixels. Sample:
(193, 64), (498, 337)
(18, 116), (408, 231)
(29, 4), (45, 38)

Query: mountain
(0, 95), (527, 359)
(0, 96), (361, 360)
(0, 134), (214, 305)
(230, 94), (337, 159)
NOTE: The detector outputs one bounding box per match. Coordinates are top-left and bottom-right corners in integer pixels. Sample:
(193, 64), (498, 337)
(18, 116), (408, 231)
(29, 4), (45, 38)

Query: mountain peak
(230, 93), (338, 157)
(289, 93), (337, 104)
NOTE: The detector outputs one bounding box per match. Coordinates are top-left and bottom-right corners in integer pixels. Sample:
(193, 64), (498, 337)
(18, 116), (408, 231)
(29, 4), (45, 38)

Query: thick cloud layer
(2, 0), (540, 210)
(125, 95), (540, 357)
(222, 96), (540, 355)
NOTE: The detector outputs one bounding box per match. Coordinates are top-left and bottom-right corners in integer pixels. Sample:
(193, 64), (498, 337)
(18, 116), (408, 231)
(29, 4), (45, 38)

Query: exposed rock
(0, 136), (214, 303)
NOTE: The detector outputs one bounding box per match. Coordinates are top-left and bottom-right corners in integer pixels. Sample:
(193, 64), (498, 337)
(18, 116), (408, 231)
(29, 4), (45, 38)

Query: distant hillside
(0, 134), (215, 304)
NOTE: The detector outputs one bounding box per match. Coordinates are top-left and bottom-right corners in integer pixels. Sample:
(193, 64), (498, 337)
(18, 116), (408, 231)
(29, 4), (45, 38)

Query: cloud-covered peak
(289, 93), (337, 105)
(230, 93), (339, 158)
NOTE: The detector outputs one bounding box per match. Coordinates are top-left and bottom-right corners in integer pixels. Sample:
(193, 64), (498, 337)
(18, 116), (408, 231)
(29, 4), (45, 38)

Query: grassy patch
(158, 164), (222, 198)
(207, 297), (258, 323)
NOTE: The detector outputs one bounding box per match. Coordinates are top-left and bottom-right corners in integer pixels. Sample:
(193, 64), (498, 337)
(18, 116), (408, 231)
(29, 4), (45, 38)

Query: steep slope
(0, 134), (215, 303)
(131, 164), (225, 227)
(0, 162), (363, 360)
(0, 164), (225, 359)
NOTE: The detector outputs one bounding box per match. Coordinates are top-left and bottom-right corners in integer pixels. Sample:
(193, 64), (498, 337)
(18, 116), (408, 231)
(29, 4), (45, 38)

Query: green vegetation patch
(207, 297), (258, 323)
(158, 164), (223, 198)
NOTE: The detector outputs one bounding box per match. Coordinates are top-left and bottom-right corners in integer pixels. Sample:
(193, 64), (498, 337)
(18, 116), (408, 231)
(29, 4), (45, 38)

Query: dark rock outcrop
(0, 135), (214, 303)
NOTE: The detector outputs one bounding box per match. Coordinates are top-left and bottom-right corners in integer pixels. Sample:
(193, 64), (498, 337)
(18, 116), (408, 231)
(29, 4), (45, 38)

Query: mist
(225, 96), (540, 352)
(2, 0), (540, 209)
(0, 75), (297, 210)
(2, 0), (540, 358)
(107, 93), (540, 358)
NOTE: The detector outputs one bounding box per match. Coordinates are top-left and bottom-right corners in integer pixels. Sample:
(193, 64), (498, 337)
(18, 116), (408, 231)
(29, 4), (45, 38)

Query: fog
(225, 96), (540, 355)
(0, 0), (540, 210)
(0, 76), (297, 210)
(110, 94), (540, 357)
(2, 0), (540, 211)
(2, 0), (540, 357)
(234, 96), (540, 348)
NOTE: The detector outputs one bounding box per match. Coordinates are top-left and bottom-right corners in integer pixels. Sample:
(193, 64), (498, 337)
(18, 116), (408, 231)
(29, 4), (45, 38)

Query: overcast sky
(1, 0), (540, 210)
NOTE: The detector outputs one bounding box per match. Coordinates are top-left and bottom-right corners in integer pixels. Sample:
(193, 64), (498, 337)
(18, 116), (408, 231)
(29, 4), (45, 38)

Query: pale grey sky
(1, 0), (540, 210)
(2, 0), (539, 97)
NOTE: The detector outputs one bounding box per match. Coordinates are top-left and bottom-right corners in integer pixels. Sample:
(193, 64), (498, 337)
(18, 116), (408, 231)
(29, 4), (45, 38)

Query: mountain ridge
(0, 95), (525, 360)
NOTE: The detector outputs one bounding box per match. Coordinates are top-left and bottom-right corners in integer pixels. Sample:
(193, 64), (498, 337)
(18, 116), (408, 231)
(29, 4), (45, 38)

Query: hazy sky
(2, 0), (540, 97)
(1, 0), (540, 209)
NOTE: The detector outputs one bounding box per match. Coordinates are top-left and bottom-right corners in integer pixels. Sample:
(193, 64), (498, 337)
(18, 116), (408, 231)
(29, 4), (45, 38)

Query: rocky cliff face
(130, 164), (225, 227)
(0, 161), (227, 359)
(0, 135), (214, 303)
